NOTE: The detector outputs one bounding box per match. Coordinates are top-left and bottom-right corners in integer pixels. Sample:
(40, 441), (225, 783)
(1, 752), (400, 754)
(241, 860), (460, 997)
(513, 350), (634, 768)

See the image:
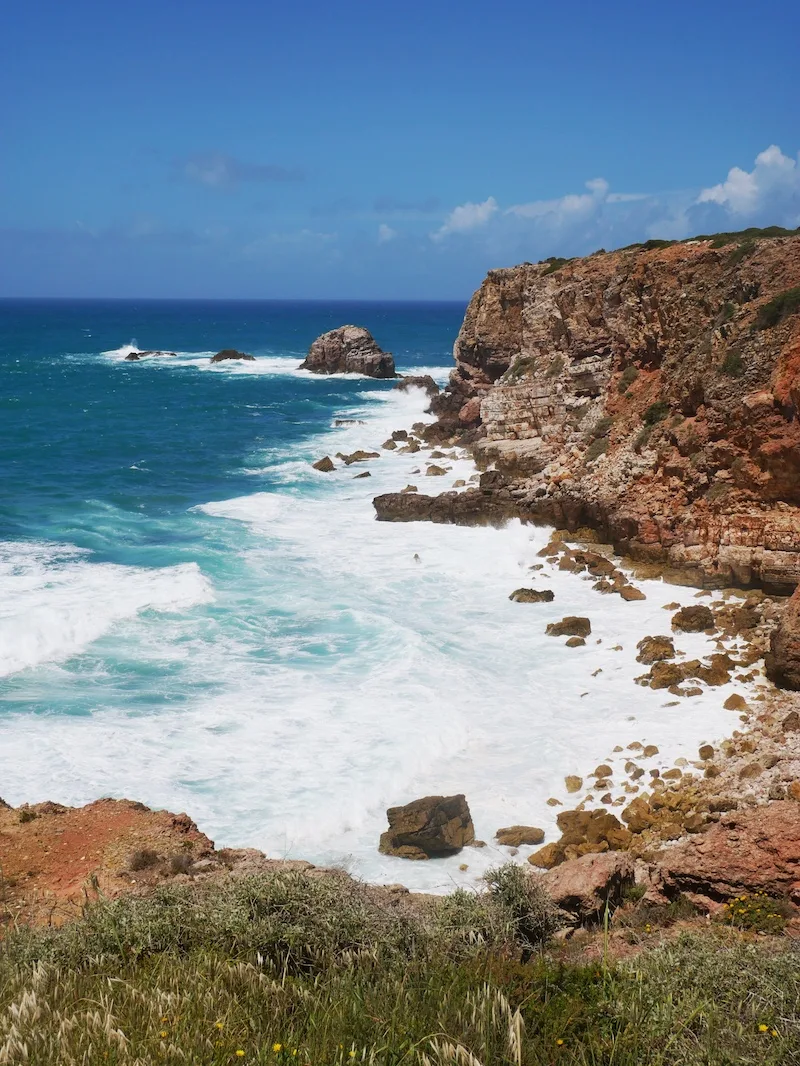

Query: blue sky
(1, 0), (798, 299)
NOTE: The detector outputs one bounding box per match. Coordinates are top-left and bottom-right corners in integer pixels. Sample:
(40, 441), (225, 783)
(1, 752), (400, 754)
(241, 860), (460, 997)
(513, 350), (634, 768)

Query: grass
(643, 400), (670, 425)
(755, 286), (800, 330)
(1, 867), (800, 1065)
(541, 257), (573, 276)
(617, 366), (639, 394)
(721, 349), (744, 377)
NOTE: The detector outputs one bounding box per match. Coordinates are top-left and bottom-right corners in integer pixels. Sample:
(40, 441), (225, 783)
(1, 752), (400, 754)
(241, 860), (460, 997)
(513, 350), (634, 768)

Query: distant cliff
(418, 230), (800, 590)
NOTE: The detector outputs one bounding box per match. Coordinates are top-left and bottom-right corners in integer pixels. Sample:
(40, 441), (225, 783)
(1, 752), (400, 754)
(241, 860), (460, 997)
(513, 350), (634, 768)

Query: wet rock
(671, 605), (715, 632)
(394, 374), (439, 396)
(382, 439), (397, 450)
(636, 635), (676, 664)
(530, 808), (632, 869)
(379, 795), (474, 859)
(509, 588), (554, 603)
(565, 775), (583, 793)
(373, 489), (515, 526)
(495, 825), (545, 847)
(353, 471), (371, 479)
(699, 744), (714, 760)
(620, 585), (646, 602)
(723, 694), (748, 710)
(125, 350), (177, 360)
(546, 616), (591, 638)
(426, 465), (447, 476)
(565, 636), (586, 647)
(300, 325), (396, 377)
(312, 456), (335, 472)
(210, 349), (256, 362)
(338, 450), (380, 465)
(541, 851), (635, 922)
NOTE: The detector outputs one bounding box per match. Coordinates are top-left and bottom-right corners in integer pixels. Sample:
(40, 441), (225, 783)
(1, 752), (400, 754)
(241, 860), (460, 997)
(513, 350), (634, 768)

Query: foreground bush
(1, 869), (799, 1064)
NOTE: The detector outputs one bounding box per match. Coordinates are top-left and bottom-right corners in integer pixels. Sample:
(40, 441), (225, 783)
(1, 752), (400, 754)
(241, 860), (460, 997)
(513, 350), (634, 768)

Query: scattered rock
(546, 616), (591, 638)
(495, 825), (545, 847)
(565, 776), (583, 794)
(529, 809), (632, 869)
(426, 465), (447, 476)
(339, 450), (380, 465)
(723, 694), (748, 710)
(125, 350), (177, 361)
(382, 439), (397, 450)
(620, 585), (646, 602)
(565, 637), (586, 647)
(671, 605), (715, 632)
(353, 471), (371, 479)
(636, 635), (676, 664)
(300, 326), (396, 377)
(509, 588), (554, 603)
(312, 456), (335, 472)
(379, 795), (474, 859)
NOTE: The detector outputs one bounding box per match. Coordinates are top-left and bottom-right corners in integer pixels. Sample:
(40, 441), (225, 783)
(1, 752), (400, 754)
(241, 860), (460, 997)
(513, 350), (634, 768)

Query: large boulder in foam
(300, 326), (396, 378)
(379, 795), (475, 860)
(210, 349), (256, 363)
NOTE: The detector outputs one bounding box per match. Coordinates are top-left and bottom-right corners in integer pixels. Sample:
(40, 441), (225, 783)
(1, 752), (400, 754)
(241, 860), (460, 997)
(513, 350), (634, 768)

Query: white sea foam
(0, 541), (214, 677)
(0, 385), (766, 891)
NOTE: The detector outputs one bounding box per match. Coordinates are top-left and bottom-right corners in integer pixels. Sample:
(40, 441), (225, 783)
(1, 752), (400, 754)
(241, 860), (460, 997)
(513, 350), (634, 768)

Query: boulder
(671, 605), (714, 632)
(373, 490), (515, 526)
(495, 825), (545, 847)
(529, 809), (632, 869)
(300, 326), (396, 378)
(379, 795), (475, 859)
(636, 635), (676, 664)
(458, 397), (482, 424)
(210, 349), (256, 362)
(338, 450), (380, 465)
(509, 588), (554, 603)
(312, 456), (335, 472)
(394, 375), (440, 396)
(766, 585), (800, 690)
(656, 800), (800, 905)
(619, 585), (646, 601)
(541, 851), (635, 922)
(124, 350), (177, 360)
(426, 465), (447, 476)
(546, 616), (591, 638)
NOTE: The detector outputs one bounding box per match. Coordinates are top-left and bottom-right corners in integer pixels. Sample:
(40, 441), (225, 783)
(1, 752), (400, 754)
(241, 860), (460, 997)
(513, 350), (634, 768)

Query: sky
(1, 0), (799, 300)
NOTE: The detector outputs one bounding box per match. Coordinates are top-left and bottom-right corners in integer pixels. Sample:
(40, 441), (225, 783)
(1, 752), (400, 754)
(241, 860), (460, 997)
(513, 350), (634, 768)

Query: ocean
(0, 299), (745, 890)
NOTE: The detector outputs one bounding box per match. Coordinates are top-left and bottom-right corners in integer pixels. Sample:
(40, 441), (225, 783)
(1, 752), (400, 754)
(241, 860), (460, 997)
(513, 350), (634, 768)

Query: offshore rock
(125, 350), (177, 360)
(495, 825), (545, 847)
(300, 325), (396, 378)
(509, 588), (554, 603)
(210, 349), (256, 362)
(373, 489), (515, 526)
(379, 795), (475, 859)
(546, 616), (591, 638)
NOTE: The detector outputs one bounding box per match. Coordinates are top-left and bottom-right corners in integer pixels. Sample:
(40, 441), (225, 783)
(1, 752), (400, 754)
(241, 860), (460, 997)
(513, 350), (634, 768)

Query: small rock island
(300, 325), (396, 378)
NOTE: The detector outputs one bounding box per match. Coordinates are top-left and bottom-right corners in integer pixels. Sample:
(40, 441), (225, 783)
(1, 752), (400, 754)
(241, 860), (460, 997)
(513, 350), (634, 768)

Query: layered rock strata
(377, 234), (800, 592)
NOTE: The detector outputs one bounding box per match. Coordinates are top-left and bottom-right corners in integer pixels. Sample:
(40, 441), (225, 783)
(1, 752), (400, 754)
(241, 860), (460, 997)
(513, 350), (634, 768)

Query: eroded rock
(379, 794), (474, 859)
(300, 326), (396, 378)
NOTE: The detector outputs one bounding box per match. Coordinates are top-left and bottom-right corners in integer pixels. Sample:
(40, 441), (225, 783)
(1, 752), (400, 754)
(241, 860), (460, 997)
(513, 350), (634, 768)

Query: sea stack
(300, 325), (396, 378)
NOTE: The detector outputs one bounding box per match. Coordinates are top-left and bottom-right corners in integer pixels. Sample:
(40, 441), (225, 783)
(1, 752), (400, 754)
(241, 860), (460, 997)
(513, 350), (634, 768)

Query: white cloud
(506, 178), (610, 224)
(431, 196), (498, 241)
(697, 144), (799, 217)
(377, 223), (397, 243)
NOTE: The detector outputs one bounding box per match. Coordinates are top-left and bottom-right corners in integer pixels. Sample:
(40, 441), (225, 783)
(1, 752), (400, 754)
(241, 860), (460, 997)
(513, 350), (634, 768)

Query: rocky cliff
(409, 232), (800, 591)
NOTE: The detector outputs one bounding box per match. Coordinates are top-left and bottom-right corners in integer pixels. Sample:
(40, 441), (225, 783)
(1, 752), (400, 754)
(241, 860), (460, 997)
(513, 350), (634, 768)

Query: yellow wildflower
(160, 1031), (168, 1039)
(556, 1038), (565, 1046)
(759, 1024), (769, 1033)
(349, 1052), (357, 1059)
(273, 1044), (283, 1053)
(216, 1021), (224, 1030)
(772, 1030), (779, 1037)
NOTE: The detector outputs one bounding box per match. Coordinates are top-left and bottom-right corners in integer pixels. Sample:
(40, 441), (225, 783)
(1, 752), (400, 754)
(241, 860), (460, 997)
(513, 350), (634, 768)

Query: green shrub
(634, 426), (653, 452)
(727, 239), (756, 266)
(643, 400), (670, 425)
(592, 415), (614, 438)
(755, 286), (800, 330)
(586, 438), (609, 462)
(721, 349), (744, 377)
(505, 355), (538, 382)
(541, 256), (573, 275)
(484, 863), (563, 947)
(642, 238), (676, 250)
(716, 892), (792, 936)
(617, 366), (639, 394)
(546, 353), (565, 377)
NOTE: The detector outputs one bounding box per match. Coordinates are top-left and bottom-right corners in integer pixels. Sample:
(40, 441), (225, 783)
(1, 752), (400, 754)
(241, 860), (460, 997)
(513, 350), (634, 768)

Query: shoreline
(3, 376), (799, 923)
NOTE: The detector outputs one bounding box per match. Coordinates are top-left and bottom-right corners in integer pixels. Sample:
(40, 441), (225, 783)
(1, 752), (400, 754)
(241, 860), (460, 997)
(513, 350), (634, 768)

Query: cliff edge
(403, 230), (800, 591)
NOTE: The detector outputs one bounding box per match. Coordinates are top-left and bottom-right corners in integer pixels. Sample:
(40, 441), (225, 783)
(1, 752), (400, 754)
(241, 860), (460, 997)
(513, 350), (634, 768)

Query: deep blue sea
(0, 299), (737, 889)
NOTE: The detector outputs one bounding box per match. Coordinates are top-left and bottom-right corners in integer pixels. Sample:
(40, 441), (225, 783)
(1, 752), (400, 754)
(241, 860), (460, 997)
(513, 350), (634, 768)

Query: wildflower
(160, 1031), (168, 1039)
(216, 1021), (225, 1030)
(161, 1017), (168, 1023)
(273, 1044), (283, 1053)
(759, 1024), (769, 1033)
(349, 1052), (357, 1059)
(556, 1038), (564, 1046)
(772, 1030), (779, 1037)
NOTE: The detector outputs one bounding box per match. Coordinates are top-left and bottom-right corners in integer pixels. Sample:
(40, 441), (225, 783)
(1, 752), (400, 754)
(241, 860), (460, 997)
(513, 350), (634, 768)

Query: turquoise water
(0, 299), (742, 889)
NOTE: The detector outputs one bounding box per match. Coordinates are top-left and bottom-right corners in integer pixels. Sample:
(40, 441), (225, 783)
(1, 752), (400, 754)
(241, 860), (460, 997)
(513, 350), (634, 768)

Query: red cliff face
(443, 234), (800, 591)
